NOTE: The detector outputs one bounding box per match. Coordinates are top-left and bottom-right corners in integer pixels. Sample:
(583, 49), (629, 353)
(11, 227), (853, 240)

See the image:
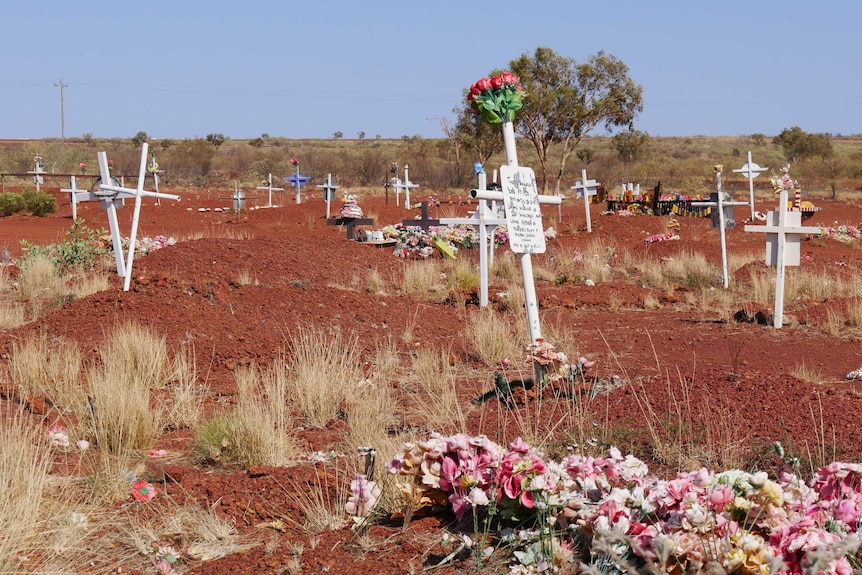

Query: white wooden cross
(744, 188), (820, 328)
(690, 166), (750, 288)
(317, 173), (340, 219)
(733, 151), (768, 219)
(391, 164), (419, 210)
(438, 170), (508, 307)
(70, 143), (180, 291)
(256, 173), (284, 208)
(469, 124), (562, 343)
(61, 176), (84, 220)
(571, 168), (599, 232)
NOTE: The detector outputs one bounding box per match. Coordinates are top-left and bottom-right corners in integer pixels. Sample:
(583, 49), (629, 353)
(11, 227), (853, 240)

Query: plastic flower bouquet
(467, 72), (525, 124)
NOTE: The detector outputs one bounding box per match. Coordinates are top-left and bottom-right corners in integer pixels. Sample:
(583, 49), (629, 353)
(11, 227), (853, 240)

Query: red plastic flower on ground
(131, 479), (156, 502)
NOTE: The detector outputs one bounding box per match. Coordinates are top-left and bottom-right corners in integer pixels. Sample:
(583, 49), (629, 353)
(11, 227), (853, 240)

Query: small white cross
(316, 173), (340, 218)
(256, 173), (284, 208)
(733, 151), (767, 217)
(571, 168), (599, 232)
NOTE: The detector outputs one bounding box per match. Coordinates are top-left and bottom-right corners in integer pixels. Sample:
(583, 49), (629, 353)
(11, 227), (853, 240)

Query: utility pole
(54, 80), (68, 145)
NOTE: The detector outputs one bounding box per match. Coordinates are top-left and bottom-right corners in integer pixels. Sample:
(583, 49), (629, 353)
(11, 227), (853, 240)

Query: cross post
(571, 169), (599, 232)
(256, 173), (284, 208)
(317, 173), (340, 218)
(732, 151), (767, 219)
(744, 188), (820, 327)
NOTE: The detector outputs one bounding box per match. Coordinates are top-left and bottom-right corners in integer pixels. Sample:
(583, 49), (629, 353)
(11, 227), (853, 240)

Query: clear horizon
(3, 1), (861, 141)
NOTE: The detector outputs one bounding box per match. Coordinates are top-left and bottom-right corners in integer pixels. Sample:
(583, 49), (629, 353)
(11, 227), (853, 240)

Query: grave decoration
(68, 143), (180, 291)
(327, 192), (374, 240)
(284, 158), (311, 204)
(644, 215), (680, 243)
(744, 165), (820, 328)
(379, 222), (479, 259)
(769, 164), (822, 221)
(256, 172), (283, 208)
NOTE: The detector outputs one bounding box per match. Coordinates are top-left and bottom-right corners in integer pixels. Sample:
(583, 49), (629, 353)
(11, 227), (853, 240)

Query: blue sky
(3, 0), (860, 141)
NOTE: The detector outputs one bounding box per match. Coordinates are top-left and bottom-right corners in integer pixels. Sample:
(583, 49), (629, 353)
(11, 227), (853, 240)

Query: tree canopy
(772, 126), (834, 163)
(476, 48), (643, 193)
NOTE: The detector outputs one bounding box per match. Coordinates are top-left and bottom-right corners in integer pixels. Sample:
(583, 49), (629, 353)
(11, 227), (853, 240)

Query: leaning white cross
(391, 164), (419, 209)
(68, 143), (180, 292)
(471, 124), (561, 343)
(317, 173), (340, 219)
(571, 169), (599, 232)
(438, 171), (508, 307)
(744, 188), (820, 328)
(256, 173), (284, 208)
(733, 151), (767, 219)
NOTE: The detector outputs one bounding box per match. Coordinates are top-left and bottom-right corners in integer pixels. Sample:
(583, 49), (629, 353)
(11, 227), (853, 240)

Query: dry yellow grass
(466, 309), (523, 366)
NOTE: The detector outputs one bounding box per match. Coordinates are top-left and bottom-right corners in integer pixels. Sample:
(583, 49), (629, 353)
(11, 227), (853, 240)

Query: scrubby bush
(22, 190), (57, 216)
(0, 192), (26, 216)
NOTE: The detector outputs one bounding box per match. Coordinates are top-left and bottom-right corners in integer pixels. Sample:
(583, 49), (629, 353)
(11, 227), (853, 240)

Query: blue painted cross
(284, 167), (311, 204)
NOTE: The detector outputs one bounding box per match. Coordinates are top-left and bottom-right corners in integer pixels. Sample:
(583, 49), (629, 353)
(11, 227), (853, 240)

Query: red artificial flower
(491, 75), (503, 89)
(474, 77), (492, 92)
(469, 82), (482, 96)
(131, 479), (157, 502)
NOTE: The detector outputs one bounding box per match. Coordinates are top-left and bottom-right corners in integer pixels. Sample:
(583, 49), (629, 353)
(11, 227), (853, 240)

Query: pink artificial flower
(708, 484), (734, 513)
(131, 479), (157, 502)
(149, 449), (168, 458)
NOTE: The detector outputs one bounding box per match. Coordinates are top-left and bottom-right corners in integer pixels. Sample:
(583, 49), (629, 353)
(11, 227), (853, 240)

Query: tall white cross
(744, 188), (820, 328)
(317, 173), (340, 218)
(439, 171), (508, 307)
(72, 143), (180, 291)
(391, 164), (419, 210)
(256, 173), (283, 208)
(691, 167), (749, 289)
(571, 169), (599, 233)
(733, 151), (768, 218)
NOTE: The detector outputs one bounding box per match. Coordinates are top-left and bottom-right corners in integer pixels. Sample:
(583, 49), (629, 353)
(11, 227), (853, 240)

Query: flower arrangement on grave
(147, 155), (158, 173)
(338, 192), (364, 218)
(381, 223), (482, 259)
(112, 234), (177, 255)
(388, 162), (398, 174)
(79, 162), (88, 174)
(770, 164), (798, 194)
(816, 223), (861, 243)
(387, 434), (862, 574)
(467, 72), (525, 124)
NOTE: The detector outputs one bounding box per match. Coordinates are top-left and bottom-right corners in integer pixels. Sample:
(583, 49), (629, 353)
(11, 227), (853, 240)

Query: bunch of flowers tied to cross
(467, 72), (525, 124)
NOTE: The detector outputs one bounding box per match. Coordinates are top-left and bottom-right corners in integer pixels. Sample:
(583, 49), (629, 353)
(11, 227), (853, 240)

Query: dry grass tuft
(285, 324), (364, 428)
(410, 347), (465, 434)
(164, 345), (208, 430)
(400, 259), (447, 300)
(466, 309), (523, 367)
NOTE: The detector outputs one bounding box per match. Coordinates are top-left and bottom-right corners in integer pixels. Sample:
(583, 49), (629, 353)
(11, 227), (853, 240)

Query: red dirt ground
(2, 184), (862, 574)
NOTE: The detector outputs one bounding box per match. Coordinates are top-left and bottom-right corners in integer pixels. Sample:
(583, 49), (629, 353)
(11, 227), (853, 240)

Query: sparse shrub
(20, 219), (109, 271)
(21, 189), (58, 217)
(0, 191), (26, 216)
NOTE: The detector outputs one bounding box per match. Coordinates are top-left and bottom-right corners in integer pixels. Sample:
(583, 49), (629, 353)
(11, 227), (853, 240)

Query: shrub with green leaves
(20, 219), (108, 270)
(22, 190), (57, 217)
(0, 192), (26, 216)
